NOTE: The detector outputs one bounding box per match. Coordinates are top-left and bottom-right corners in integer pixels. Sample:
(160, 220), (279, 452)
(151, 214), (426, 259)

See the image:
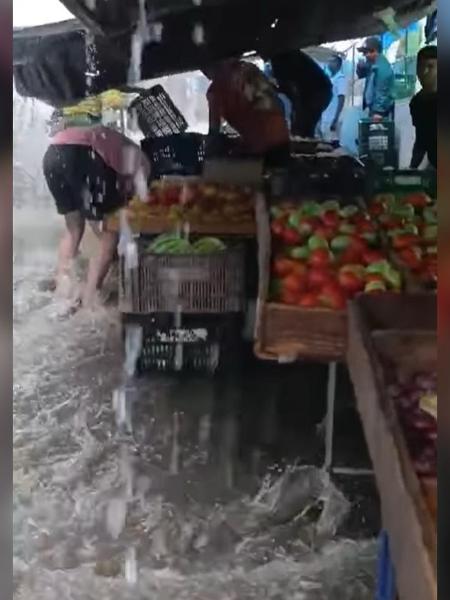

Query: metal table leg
(324, 361), (373, 476)
(324, 361), (337, 472)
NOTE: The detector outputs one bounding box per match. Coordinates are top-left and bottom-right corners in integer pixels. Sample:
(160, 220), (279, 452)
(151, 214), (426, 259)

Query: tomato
(350, 212), (369, 226)
(356, 220), (376, 234)
(291, 262), (308, 277)
(271, 220), (285, 238)
(319, 283), (347, 311)
(282, 273), (308, 294)
(321, 210), (340, 229)
(397, 247), (423, 270)
(402, 192), (429, 208)
(298, 216), (321, 236)
(282, 228), (302, 246)
(379, 215), (403, 230)
(298, 292), (319, 308)
(339, 247), (362, 266)
(338, 270), (364, 296)
(307, 268), (335, 290)
(368, 201), (385, 218)
(162, 186), (180, 206)
(392, 233), (421, 250)
(280, 290), (299, 305)
(348, 235), (368, 254)
(308, 248), (332, 269)
(365, 274), (385, 285)
(314, 225), (336, 241)
(361, 249), (385, 266)
(273, 258), (295, 278)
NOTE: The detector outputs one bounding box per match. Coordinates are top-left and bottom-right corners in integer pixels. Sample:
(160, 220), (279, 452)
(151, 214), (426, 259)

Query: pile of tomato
(370, 191), (437, 287)
(270, 200), (403, 311)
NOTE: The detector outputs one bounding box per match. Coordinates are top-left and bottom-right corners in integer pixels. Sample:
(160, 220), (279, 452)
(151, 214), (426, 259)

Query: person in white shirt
(320, 55), (347, 142)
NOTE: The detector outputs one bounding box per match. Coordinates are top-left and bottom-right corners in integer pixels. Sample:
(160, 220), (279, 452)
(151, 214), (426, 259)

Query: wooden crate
(255, 302), (347, 361)
(254, 193), (347, 361)
(106, 212), (256, 236)
(347, 293), (437, 600)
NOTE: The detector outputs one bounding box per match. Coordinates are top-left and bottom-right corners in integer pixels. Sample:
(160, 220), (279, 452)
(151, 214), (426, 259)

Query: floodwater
(13, 95), (379, 600)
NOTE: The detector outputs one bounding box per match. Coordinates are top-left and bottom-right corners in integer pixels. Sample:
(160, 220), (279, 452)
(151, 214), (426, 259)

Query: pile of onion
(387, 371), (437, 477)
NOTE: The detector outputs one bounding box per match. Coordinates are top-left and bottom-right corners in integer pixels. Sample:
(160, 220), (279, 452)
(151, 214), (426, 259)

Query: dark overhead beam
(59, 0), (106, 36)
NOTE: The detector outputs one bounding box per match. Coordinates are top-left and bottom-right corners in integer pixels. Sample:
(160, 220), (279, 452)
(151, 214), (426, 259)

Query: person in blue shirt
(357, 37), (395, 121)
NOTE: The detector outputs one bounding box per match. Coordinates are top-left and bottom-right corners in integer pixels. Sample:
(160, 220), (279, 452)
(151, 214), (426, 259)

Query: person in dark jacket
(268, 50), (332, 138)
(410, 45), (437, 169)
(357, 36), (395, 120)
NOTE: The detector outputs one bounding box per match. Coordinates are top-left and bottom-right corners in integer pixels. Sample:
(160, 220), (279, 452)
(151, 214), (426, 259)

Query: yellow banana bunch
(100, 89), (125, 110)
(62, 90), (125, 118)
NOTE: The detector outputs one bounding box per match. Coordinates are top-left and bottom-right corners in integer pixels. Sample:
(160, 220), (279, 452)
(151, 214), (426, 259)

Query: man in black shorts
(43, 113), (150, 308)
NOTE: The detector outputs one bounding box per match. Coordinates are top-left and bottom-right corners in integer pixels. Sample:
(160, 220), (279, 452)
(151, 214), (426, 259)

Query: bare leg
(82, 228), (119, 307)
(88, 220), (102, 240)
(56, 211), (85, 294)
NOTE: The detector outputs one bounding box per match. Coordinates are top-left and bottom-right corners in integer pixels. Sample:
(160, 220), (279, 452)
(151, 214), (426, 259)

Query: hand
(372, 114), (383, 122)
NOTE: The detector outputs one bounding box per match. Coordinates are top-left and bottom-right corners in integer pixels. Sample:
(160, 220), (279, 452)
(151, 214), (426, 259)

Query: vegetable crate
(119, 242), (245, 315)
(130, 85), (188, 138)
(141, 133), (206, 178)
(254, 195), (347, 362)
(358, 119), (397, 168)
(347, 293), (437, 600)
(269, 155), (366, 199)
(122, 313), (243, 374)
(367, 168), (437, 201)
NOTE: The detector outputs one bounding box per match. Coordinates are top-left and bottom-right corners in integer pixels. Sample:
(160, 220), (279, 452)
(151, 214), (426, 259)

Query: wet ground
(13, 206), (380, 599)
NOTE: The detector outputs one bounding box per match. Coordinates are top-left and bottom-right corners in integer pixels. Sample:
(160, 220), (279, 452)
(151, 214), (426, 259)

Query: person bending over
(43, 105), (150, 308)
(202, 59), (290, 165)
(269, 50), (332, 138)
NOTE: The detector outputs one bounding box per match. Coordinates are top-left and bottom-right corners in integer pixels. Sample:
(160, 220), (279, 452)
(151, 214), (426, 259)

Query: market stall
(13, 1), (438, 595)
(253, 162), (437, 599)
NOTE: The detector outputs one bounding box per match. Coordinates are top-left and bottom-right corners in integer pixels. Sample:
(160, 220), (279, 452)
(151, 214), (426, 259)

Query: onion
(414, 373), (436, 392)
(408, 410), (436, 433)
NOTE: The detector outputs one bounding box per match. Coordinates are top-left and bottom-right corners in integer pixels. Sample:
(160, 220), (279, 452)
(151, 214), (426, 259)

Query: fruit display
(370, 191), (437, 288)
(269, 200), (402, 310)
(387, 370), (437, 479)
(125, 180), (255, 228)
(147, 233), (227, 254)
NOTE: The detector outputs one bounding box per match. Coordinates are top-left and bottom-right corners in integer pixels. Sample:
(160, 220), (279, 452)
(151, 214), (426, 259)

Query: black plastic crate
(267, 155), (365, 199)
(141, 133), (206, 177)
(366, 168), (437, 199)
(122, 313), (243, 374)
(358, 119), (397, 168)
(130, 85), (188, 138)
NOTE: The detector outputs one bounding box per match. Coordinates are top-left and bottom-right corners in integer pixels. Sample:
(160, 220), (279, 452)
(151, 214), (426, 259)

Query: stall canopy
(14, 0), (435, 107)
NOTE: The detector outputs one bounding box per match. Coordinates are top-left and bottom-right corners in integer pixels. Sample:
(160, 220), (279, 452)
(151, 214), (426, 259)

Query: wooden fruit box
(255, 302), (347, 361)
(347, 293), (437, 600)
(106, 211), (256, 236)
(106, 170), (259, 237)
(254, 193), (347, 362)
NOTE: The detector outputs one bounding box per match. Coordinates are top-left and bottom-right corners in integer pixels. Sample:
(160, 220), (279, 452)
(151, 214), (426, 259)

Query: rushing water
(13, 82), (378, 599)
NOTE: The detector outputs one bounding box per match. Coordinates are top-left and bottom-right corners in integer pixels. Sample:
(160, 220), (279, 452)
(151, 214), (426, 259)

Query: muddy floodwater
(13, 96), (380, 600)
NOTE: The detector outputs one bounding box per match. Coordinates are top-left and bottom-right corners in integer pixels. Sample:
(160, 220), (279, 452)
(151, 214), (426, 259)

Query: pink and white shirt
(51, 125), (151, 181)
